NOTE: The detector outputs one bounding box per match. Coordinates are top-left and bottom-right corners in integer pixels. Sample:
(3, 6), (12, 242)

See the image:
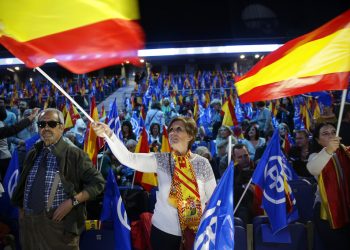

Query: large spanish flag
(235, 10), (350, 103)
(0, 0), (144, 74)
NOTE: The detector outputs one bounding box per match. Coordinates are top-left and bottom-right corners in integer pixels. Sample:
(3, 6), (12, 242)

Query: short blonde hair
(168, 116), (198, 150)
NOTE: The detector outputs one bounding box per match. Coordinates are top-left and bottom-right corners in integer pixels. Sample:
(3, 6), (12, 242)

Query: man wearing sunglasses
(12, 108), (105, 250)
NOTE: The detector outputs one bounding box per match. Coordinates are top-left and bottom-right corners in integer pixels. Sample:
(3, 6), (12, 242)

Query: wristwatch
(71, 197), (80, 207)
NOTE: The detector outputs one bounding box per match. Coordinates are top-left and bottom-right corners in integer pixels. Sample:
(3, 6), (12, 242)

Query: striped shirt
(24, 147), (68, 213)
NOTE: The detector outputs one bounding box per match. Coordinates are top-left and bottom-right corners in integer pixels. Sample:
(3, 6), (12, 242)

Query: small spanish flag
(0, 0), (144, 74)
(134, 127), (158, 191)
(235, 10), (350, 103)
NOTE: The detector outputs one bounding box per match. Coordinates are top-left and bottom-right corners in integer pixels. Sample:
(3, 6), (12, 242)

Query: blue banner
(0, 148), (19, 219)
(194, 162), (234, 250)
(252, 129), (299, 234)
(100, 169), (131, 250)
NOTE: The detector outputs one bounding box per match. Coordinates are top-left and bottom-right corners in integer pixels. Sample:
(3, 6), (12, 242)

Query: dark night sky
(139, 0), (349, 45)
(0, 0), (348, 55)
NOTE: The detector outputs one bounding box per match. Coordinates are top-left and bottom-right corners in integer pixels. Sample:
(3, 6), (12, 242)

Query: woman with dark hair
(149, 123), (162, 152)
(276, 97), (295, 132)
(121, 120), (136, 143)
(92, 117), (216, 250)
(241, 124), (265, 160)
(307, 122), (350, 250)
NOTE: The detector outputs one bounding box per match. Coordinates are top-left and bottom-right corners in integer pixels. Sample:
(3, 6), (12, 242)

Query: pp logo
(117, 196), (130, 230)
(263, 155), (290, 204)
(7, 169), (19, 198)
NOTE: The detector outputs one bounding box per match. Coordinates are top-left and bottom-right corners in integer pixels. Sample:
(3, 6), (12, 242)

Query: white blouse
(106, 134), (217, 236)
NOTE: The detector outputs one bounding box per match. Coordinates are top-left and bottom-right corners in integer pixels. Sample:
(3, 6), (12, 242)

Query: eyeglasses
(168, 126), (185, 134)
(37, 120), (62, 128)
(320, 131), (336, 137)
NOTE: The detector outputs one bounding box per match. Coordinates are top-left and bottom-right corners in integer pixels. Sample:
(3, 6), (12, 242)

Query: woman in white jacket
(93, 116), (216, 250)
(307, 122), (350, 250)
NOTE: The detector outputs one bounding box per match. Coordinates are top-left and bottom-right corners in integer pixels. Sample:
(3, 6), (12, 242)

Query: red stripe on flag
(174, 175), (200, 198)
(175, 167), (198, 187)
(239, 72), (349, 103)
(0, 18), (144, 74)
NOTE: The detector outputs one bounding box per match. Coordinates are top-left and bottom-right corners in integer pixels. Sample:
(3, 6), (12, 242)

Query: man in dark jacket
(12, 108), (105, 250)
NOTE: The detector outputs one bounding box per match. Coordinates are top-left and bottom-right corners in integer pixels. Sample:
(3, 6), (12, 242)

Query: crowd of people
(0, 69), (349, 249)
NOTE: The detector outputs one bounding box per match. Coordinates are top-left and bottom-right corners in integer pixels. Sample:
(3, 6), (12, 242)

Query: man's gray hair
(38, 108), (65, 124)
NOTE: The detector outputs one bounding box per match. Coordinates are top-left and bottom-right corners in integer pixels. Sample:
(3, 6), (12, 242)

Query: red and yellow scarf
(319, 145), (350, 229)
(168, 151), (202, 233)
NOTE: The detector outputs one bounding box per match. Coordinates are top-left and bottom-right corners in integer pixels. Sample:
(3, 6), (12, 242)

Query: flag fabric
(108, 98), (123, 141)
(318, 145), (350, 229)
(133, 127), (158, 191)
(282, 133), (291, 154)
(0, 148), (20, 219)
(160, 126), (171, 153)
(0, 0), (144, 74)
(235, 10), (350, 103)
(194, 162), (234, 250)
(300, 104), (312, 131)
(252, 129), (299, 234)
(25, 133), (40, 152)
(69, 104), (81, 126)
(64, 110), (74, 130)
(221, 97), (238, 127)
(84, 97), (103, 165)
(193, 98), (199, 122)
(101, 169), (131, 250)
(100, 104), (107, 122)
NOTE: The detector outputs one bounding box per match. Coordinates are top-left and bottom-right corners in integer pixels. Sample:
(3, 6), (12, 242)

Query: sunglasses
(37, 120), (62, 128)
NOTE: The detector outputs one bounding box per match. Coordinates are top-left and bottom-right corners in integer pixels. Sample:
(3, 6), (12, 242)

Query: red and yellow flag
(235, 10), (350, 103)
(318, 146), (350, 229)
(64, 111), (74, 130)
(0, 0), (144, 74)
(221, 96), (238, 127)
(161, 126), (171, 153)
(84, 97), (103, 165)
(134, 127), (158, 191)
(193, 98), (199, 122)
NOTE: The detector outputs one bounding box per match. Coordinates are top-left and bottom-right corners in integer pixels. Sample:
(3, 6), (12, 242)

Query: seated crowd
(0, 70), (349, 250)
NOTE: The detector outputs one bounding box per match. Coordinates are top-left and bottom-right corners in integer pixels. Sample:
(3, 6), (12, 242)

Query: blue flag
(0, 148), (20, 219)
(108, 98), (123, 141)
(100, 169), (131, 250)
(25, 133), (40, 152)
(252, 129), (299, 234)
(194, 162), (234, 250)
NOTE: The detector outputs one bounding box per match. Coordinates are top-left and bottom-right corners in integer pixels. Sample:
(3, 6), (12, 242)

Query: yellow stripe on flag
(236, 28), (350, 96)
(0, 0), (140, 42)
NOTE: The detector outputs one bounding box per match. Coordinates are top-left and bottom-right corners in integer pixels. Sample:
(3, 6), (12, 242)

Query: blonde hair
(169, 116), (198, 150)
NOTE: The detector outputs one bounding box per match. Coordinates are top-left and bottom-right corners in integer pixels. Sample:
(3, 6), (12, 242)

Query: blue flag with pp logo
(100, 169), (131, 250)
(0, 148), (20, 219)
(194, 162), (234, 250)
(108, 98), (123, 141)
(252, 129), (299, 234)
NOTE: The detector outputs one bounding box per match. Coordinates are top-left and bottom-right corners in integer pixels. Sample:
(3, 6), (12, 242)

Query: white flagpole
(36, 67), (94, 123)
(228, 135), (232, 166)
(233, 177), (253, 215)
(336, 89), (348, 137)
